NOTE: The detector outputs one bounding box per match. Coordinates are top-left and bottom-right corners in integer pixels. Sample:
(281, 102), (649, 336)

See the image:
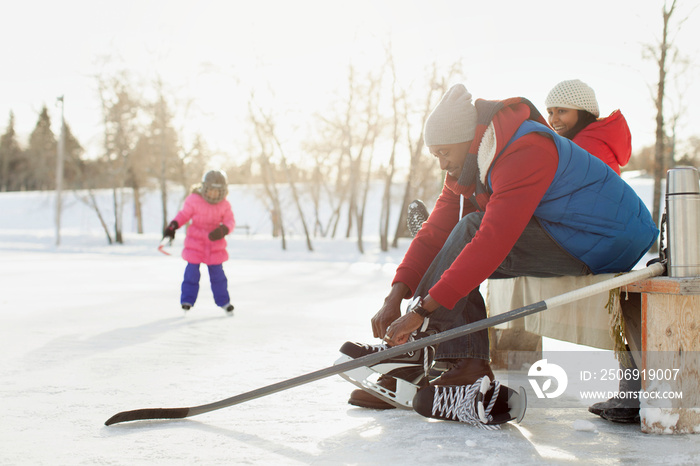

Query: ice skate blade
(334, 354), (419, 409)
(513, 386), (527, 423)
(473, 376), (528, 426)
(479, 381), (527, 425)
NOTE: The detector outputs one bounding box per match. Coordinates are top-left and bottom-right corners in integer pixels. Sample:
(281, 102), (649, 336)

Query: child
(163, 170), (236, 314)
(545, 79), (631, 175)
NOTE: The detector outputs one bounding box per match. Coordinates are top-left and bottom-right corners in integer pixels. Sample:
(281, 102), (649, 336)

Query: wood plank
(623, 276), (700, 295)
(641, 293), (700, 434)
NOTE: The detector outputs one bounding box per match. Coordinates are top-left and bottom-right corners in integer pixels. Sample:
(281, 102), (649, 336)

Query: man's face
(428, 141), (472, 178)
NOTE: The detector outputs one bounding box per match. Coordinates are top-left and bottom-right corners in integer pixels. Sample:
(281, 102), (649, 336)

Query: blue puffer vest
(487, 120), (659, 273)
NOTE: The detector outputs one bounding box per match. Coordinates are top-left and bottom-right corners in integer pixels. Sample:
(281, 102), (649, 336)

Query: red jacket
(393, 100), (558, 309)
(573, 110), (631, 175)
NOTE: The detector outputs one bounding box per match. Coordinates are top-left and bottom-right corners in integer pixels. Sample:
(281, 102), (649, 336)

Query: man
(348, 84), (658, 410)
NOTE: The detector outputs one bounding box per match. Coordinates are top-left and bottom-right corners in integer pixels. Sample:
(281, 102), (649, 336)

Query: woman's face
(547, 107), (579, 135)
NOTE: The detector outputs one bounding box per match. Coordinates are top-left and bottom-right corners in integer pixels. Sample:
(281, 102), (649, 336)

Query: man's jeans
(413, 212), (591, 361)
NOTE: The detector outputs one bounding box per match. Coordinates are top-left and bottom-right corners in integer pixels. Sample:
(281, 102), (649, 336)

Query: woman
(545, 79), (631, 175)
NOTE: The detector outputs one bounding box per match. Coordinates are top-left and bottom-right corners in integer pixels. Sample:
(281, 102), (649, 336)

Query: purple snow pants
(181, 262), (230, 307)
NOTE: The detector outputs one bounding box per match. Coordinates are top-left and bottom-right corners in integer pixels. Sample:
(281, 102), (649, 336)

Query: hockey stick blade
(157, 237), (173, 255)
(104, 262), (664, 426)
(106, 408), (189, 425)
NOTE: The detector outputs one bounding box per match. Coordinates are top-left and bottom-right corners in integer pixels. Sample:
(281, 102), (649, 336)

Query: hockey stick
(104, 261), (665, 426)
(157, 237), (173, 255)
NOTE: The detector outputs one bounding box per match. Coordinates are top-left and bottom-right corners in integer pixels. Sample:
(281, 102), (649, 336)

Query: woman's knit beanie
(545, 79), (600, 117)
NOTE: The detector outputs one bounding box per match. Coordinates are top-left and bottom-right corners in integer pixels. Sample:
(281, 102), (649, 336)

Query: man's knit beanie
(424, 84), (478, 146)
(545, 79), (600, 117)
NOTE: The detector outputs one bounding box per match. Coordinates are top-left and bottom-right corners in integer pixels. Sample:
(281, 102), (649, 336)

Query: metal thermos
(665, 166), (700, 277)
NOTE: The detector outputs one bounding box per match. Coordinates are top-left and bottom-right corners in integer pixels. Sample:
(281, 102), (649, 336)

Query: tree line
(1, 60), (697, 250)
(1, 3), (697, 251)
(0, 58), (459, 251)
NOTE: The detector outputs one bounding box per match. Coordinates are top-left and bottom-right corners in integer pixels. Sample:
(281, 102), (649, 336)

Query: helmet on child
(200, 170), (228, 204)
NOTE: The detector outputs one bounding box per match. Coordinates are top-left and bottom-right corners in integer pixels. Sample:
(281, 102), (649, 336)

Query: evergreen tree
(132, 91), (182, 231)
(0, 112), (23, 191)
(62, 122), (85, 189)
(26, 106), (57, 191)
(181, 133), (209, 189)
(98, 72), (143, 243)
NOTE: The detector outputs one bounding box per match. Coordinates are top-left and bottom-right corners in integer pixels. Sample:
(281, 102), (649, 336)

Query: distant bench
(234, 225), (251, 236)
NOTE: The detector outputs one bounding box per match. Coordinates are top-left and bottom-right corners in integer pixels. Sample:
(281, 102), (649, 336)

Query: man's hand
(377, 293), (440, 346)
(371, 297), (401, 340)
(371, 283), (410, 339)
(383, 311), (424, 346)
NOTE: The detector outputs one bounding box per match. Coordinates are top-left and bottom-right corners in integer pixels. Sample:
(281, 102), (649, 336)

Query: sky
(1, 0), (699, 161)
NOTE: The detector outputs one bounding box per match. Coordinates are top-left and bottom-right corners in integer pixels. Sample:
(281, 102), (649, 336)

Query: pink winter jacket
(173, 193), (235, 265)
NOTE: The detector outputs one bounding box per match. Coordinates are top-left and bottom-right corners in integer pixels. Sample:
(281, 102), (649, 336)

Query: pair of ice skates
(181, 303), (234, 315)
(335, 336), (527, 429)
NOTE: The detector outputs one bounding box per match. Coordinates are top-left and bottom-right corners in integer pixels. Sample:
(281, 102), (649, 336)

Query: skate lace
(364, 337), (432, 378)
(358, 342), (390, 354)
(431, 376), (501, 430)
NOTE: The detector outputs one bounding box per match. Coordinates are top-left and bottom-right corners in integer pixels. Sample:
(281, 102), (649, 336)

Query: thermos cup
(665, 166), (700, 277)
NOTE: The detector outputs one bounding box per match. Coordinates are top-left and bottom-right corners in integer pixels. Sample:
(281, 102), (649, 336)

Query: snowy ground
(2, 179), (700, 465)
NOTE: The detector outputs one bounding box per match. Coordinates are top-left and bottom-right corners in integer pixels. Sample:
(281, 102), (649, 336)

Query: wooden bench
(621, 276), (700, 434)
(488, 274), (700, 434)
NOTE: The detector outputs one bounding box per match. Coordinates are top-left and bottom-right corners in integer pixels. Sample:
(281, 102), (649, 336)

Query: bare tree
(252, 100), (314, 251)
(248, 98), (288, 250)
(392, 63), (463, 247)
(304, 151), (331, 237)
(379, 48), (400, 252)
(136, 77), (182, 232)
(355, 72), (382, 253)
(310, 124), (352, 239)
(301, 140), (351, 239)
(644, 0), (693, 229)
(343, 68), (383, 253)
(96, 69), (143, 244)
(311, 65), (383, 252)
(676, 135), (700, 167)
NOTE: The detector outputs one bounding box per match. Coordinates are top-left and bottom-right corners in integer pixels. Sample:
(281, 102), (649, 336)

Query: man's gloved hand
(208, 224), (229, 241)
(163, 220), (178, 240)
